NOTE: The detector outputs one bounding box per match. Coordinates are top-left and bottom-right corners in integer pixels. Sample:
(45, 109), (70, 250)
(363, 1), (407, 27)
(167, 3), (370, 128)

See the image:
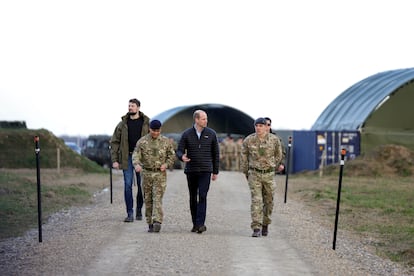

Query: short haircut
(129, 98), (141, 107)
(193, 109), (206, 120)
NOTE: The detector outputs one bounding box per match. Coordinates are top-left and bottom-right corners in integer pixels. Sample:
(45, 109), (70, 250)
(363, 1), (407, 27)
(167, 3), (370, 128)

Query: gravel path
(0, 170), (412, 275)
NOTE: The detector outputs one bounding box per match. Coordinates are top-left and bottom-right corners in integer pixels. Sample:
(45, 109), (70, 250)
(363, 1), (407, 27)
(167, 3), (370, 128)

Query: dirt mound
(323, 144), (414, 177)
(358, 144), (414, 176)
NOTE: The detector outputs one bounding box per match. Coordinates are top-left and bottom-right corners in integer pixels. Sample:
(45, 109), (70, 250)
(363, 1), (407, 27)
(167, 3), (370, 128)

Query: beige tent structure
(311, 68), (414, 153)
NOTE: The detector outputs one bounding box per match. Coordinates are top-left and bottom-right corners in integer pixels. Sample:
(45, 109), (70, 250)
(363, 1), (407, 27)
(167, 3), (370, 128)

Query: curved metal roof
(311, 68), (414, 130)
(152, 103), (255, 136)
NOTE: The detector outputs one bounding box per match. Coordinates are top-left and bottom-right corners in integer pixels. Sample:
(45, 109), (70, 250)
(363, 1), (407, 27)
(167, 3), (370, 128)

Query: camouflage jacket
(132, 133), (175, 170)
(240, 132), (283, 175)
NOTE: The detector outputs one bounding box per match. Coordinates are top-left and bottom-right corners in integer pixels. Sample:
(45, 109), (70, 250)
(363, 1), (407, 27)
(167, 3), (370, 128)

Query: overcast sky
(1, 1), (413, 137)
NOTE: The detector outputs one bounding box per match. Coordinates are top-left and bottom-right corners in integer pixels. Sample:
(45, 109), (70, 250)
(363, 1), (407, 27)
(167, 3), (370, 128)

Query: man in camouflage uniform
(224, 135), (238, 171)
(241, 117), (283, 237)
(132, 120), (175, 233)
(219, 138), (227, 170)
(235, 137), (244, 171)
(265, 117), (286, 174)
(167, 137), (178, 171)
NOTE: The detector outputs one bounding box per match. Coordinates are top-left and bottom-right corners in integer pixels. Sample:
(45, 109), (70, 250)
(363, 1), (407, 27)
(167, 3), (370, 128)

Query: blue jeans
(186, 172), (211, 227)
(123, 155), (143, 217)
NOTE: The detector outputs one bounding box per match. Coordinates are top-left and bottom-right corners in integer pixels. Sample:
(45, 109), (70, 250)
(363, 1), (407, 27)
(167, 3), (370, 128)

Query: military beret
(150, 119), (162, 129)
(254, 117), (267, 125)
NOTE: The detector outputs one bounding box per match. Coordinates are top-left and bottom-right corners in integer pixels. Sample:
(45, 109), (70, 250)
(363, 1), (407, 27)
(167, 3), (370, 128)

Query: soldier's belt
(249, 167), (275, 174)
(145, 167), (162, 172)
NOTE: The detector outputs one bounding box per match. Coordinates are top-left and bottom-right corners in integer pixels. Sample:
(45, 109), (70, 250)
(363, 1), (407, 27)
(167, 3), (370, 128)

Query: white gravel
(0, 170), (412, 275)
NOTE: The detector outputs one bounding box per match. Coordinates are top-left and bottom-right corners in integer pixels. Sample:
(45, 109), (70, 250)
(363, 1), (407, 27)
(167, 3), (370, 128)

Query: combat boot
(252, 229), (261, 237)
(153, 221), (161, 233)
(262, 225), (268, 236)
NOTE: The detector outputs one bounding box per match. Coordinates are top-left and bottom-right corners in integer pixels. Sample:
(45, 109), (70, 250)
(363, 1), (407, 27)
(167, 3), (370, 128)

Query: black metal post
(108, 143), (113, 204)
(284, 136), (292, 203)
(110, 165), (113, 204)
(34, 136), (42, 243)
(333, 148), (346, 250)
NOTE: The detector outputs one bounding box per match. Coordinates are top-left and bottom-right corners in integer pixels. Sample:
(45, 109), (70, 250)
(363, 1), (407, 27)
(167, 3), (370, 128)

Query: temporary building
(152, 103), (255, 138)
(311, 68), (414, 153)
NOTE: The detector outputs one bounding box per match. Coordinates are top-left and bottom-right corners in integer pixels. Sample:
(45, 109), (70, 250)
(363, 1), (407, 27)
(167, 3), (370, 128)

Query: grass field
(0, 168), (119, 239)
(287, 174), (414, 266)
(0, 128), (112, 238)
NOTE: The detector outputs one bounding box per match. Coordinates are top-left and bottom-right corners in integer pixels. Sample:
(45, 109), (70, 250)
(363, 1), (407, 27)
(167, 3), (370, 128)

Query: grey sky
(1, 1), (413, 136)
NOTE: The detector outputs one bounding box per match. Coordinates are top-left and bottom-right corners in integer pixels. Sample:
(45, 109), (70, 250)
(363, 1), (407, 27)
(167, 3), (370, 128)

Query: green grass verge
(0, 171), (99, 240)
(289, 175), (414, 267)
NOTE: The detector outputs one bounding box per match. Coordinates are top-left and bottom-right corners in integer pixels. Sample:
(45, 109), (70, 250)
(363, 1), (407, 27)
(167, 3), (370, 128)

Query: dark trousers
(136, 171), (143, 212)
(186, 172), (211, 227)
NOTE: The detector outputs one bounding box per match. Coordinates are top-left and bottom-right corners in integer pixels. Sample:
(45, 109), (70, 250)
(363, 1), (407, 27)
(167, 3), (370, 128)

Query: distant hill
(0, 128), (104, 172)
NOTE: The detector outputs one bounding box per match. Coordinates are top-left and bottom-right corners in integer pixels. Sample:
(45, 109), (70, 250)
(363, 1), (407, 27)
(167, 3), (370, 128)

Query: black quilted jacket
(176, 126), (220, 175)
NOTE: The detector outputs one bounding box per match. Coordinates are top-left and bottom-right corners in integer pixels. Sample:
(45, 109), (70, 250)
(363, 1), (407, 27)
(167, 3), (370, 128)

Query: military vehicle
(82, 135), (111, 167)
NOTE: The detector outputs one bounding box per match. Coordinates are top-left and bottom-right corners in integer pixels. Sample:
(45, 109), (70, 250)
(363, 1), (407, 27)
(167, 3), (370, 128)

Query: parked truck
(82, 135), (111, 167)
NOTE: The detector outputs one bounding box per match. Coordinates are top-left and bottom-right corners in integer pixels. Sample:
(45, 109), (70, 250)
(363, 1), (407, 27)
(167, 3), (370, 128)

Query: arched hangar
(152, 103), (255, 139)
(311, 67), (414, 152)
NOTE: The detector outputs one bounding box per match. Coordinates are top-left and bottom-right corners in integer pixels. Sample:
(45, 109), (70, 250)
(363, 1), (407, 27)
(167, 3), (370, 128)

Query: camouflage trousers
(142, 171), (167, 224)
(225, 154), (234, 171)
(248, 170), (276, 230)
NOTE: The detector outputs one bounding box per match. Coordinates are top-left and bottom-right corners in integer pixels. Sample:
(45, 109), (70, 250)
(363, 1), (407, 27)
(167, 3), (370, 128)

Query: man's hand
(182, 153), (191, 163)
(135, 164), (142, 172)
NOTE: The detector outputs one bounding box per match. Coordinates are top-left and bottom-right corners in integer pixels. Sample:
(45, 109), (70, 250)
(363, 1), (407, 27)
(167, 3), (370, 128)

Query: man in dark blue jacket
(176, 109), (220, 234)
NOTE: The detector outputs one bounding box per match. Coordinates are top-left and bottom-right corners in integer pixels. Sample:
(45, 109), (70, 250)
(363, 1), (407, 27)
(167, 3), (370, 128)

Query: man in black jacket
(176, 110), (220, 234)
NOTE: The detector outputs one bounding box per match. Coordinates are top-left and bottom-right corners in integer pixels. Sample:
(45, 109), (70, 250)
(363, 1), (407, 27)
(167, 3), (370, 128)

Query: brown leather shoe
(262, 225), (268, 236)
